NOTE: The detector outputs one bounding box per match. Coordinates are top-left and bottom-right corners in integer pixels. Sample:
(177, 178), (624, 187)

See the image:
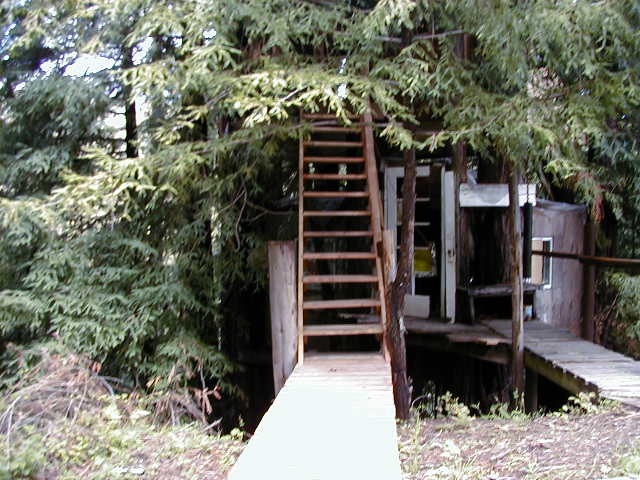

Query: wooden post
(525, 369), (538, 413)
(453, 34), (472, 320)
(507, 164), (525, 401)
(582, 221), (596, 342)
(268, 241), (298, 395)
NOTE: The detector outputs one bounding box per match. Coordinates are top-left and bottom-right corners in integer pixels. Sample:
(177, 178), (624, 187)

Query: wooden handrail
(362, 109), (389, 359)
(362, 111), (385, 240)
(532, 249), (640, 268)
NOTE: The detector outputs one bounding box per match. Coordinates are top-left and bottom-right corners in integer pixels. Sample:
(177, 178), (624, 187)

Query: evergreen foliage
(0, 0), (639, 413)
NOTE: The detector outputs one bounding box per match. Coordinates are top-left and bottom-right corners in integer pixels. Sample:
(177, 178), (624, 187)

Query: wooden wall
(532, 200), (586, 335)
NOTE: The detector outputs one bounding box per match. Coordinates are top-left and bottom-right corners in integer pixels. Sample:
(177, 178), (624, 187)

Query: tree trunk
(387, 146), (416, 420)
(507, 163), (525, 404)
(122, 46), (138, 158)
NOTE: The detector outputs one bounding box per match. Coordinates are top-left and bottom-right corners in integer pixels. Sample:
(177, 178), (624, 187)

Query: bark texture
(387, 146), (416, 419)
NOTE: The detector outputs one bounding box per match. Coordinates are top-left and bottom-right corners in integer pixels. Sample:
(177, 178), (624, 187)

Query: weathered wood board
(459, 183), (536, 207)
(228, 353), (402, 480)
(485, 320), (640, 408)
(532, 200), (587, 335)
(268, 241), (298, 395)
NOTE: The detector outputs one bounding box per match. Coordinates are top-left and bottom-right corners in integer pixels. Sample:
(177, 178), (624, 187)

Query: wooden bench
(459, 283), (541, 322)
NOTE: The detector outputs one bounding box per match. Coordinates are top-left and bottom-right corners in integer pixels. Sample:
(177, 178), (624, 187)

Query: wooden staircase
(297, 112), (387, 363)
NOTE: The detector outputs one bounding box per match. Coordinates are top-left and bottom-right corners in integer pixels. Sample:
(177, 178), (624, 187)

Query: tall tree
(0, 0), (638, 418)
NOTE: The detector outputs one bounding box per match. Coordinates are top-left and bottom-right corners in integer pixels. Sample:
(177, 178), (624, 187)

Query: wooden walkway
(227, 353), (402, 480)
(485, 320), (640, 409)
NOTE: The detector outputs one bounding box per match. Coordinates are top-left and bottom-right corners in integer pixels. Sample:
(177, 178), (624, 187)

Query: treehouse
(286, 109), (588, 348)
(230, 109), (640, 480)
(261, 107), (640, 409)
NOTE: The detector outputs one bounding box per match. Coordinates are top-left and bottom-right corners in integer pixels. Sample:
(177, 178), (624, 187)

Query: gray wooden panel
(532, 201), (586, 334)
(268, 241), (298, 395)
(459, 183), (536, 207)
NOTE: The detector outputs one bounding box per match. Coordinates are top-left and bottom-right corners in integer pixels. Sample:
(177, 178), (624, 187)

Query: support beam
(406, 335), (510, 365)
(582, 222), (596, 341)
(525, 369), (538, 413)
(507, 164), (525, 399)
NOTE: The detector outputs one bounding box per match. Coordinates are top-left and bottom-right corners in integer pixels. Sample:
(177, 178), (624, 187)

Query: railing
(362, 109), (390, 358)
(362, 111), (384, 242)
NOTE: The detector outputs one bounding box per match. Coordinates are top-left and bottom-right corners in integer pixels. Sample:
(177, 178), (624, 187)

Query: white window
(531, 237), (553, 288)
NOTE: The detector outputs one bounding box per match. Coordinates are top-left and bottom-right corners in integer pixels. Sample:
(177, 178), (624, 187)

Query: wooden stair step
(303, 173), (367, 180)
(303, 274), (379, 284)
(303, 230), (373, 238)
(304, 141), (363, 148)
(303, 252), (376, 260)
(338, 313), (382, 323)
(303, 323), (384, 336)
(304, 156), (364, 163)
(303, 210), (370, 217)
(303, 191), (369, 198)
(303, 298), (381, 310)
(303, 300), (382, 313)
(310, 126), (361, 133)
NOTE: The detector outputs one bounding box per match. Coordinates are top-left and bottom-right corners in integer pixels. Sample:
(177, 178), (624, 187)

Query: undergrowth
(400, 389), (628, 480)
(0, 345), (244, 480)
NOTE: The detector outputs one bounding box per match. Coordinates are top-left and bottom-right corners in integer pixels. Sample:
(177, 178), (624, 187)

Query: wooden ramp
(485, 320), (640, 409)
(228, 353), (402, 480)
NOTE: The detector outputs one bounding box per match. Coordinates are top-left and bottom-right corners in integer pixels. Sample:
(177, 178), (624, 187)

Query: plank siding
(532, 200), (586, 335)
(268, 241), (298, 395)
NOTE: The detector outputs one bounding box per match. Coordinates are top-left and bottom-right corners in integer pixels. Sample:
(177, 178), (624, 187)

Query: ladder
(297, 112), (387, 363)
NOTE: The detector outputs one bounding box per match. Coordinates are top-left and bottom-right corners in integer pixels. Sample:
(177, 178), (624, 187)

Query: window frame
(531, 236), (553, 289)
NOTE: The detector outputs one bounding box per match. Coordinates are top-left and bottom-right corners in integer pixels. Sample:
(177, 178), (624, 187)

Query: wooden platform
(227, 353), (402, 480)
(485, 320), (640, 409)
(405, 317), (507, 346)
(405, 317), (511, 364)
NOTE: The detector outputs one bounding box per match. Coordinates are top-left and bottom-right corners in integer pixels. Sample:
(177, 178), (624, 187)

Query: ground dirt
(398, 406), (640, 480)
(4, 349), (640, 479)
(0, 349), (244, 480)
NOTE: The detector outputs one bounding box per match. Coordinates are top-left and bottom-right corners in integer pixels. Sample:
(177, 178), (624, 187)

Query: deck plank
(485, 320), (640, 408)
(227, 353), (402, 480)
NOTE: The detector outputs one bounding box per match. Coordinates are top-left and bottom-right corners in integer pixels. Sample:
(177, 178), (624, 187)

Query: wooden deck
(227, 353), (402, 480)
(405, 317), (511, 365)
(485, 320), (640, 409)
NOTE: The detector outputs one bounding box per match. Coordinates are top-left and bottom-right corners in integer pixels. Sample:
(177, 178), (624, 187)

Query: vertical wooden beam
(522, 202), (533, 280)
(268, 241), (298, 395)
(452, 34), (472, 320)
(453, 142), (476, 322)
(508, 164), (525, 399)
(525, 369), (538, 413)
(582, 221), (596, 342)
